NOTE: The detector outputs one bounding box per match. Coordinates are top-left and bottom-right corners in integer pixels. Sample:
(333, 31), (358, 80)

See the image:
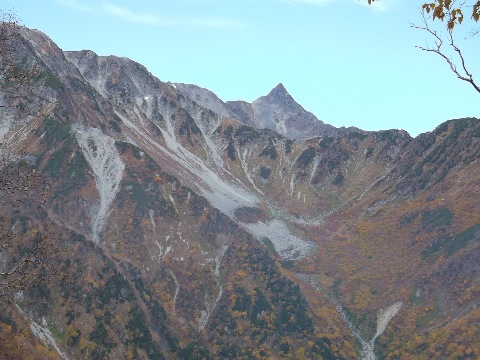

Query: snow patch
(169, 195), (178, 213)
(73, 124), (124, 242)
(295, 277), (402, 359)
(199, 244), (228, 330)
(116, 109), (258, 216)
(245, 220), (314, 259)
(361, 302), (403, 360)
(297, 274), (372, 360)
(149, 210), (164, 261)
(114, 110), (316, 261)
(0, 116), (12, 162)
(237, 147), (264, 195)
(372, 302), (402, 344)
(289, 174), (296, 195)
(0, 118), (12, 146)
(16, 306), (70, 360)
(189, 107), (224, 168)
(169, 269), (180, 315)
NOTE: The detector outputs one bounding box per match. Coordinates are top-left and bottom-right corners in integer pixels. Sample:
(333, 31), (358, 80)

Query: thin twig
(411, 7), (480, 94)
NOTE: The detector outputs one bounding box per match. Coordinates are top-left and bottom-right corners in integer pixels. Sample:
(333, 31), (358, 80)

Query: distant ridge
(175, 82), (358, 139)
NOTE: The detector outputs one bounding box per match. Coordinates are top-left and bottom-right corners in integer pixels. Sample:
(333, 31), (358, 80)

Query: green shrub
(227, 141), (236, 161)
(41, 117), (71, 145)
(259, 167), (272, 179)
(284, 140), (293, 154)
(296, 147), (316, 168)
(260, 139), (278, 160)
(319, 137), (333, 149)
(332, 172), (345, 186)
(421, 224), (480, 259)
(235, 125), (261, 146)
(421, 207), (453, 228)
(89, 321), (114, 359)
(365, 147), (374, 158)
(180, 342), (211, 360)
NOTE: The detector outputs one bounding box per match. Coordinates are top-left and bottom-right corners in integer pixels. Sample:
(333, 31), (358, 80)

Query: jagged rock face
(173, 82), (231, 118)
(176, 82), (354, 140)
(249, 83), (338, 139)
(1, 27), (480, 360)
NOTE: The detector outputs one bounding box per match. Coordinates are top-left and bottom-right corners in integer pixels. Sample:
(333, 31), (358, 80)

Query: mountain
(236, 82), (341, 139)
(172, 83), (231, 119)
(175, 82), (351, 140)
(1, 27), (479, 360)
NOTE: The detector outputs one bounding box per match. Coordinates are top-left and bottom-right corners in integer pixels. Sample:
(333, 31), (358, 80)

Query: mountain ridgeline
(1, 28), (479, 359)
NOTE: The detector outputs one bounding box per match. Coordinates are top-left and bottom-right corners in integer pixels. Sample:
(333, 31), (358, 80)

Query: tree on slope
(0, 162), (56, 299)
(1, 9), (43, 111)
(1, 9), (22, 109)
(0, 9), (63, 302)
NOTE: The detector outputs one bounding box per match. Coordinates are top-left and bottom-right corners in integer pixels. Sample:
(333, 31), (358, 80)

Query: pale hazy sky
(4, 0), (479, 136)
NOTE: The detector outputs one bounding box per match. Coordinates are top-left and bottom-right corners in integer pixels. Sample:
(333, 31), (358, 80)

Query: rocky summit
(1, 27), (479, 360)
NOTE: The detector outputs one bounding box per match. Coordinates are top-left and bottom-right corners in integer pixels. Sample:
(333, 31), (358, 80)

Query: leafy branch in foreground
(412, 8), (480, 94)
(368, 0), (480, 94)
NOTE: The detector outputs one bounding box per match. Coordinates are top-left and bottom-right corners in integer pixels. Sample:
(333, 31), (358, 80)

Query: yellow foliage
(235, 269), (246, 278)
(0, 323), (12, 334)
(79, 337), (88, 351)
(125, 345), (135, 360)
(353, 285), (374, 310)
(295, 346), (306, 360)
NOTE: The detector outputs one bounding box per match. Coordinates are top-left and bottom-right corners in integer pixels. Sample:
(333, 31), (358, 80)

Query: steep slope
(0, 28), (357, 360)
(247, 83), (339, 139)
(173, 83), (231, 118)
(64, 49), (316, 260)
(292, 119), (480, 357)
(1, 26), (479, 360)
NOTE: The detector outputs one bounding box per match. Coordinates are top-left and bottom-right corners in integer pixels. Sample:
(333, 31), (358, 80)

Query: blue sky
(4, 0), (479, 136)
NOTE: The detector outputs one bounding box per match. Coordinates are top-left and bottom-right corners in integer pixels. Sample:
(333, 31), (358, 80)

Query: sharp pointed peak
(258, 82), (294, 104)
(268, 82), (289, 96)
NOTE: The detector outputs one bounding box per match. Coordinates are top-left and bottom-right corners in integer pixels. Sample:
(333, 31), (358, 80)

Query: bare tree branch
(411, 9), (480, 94)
